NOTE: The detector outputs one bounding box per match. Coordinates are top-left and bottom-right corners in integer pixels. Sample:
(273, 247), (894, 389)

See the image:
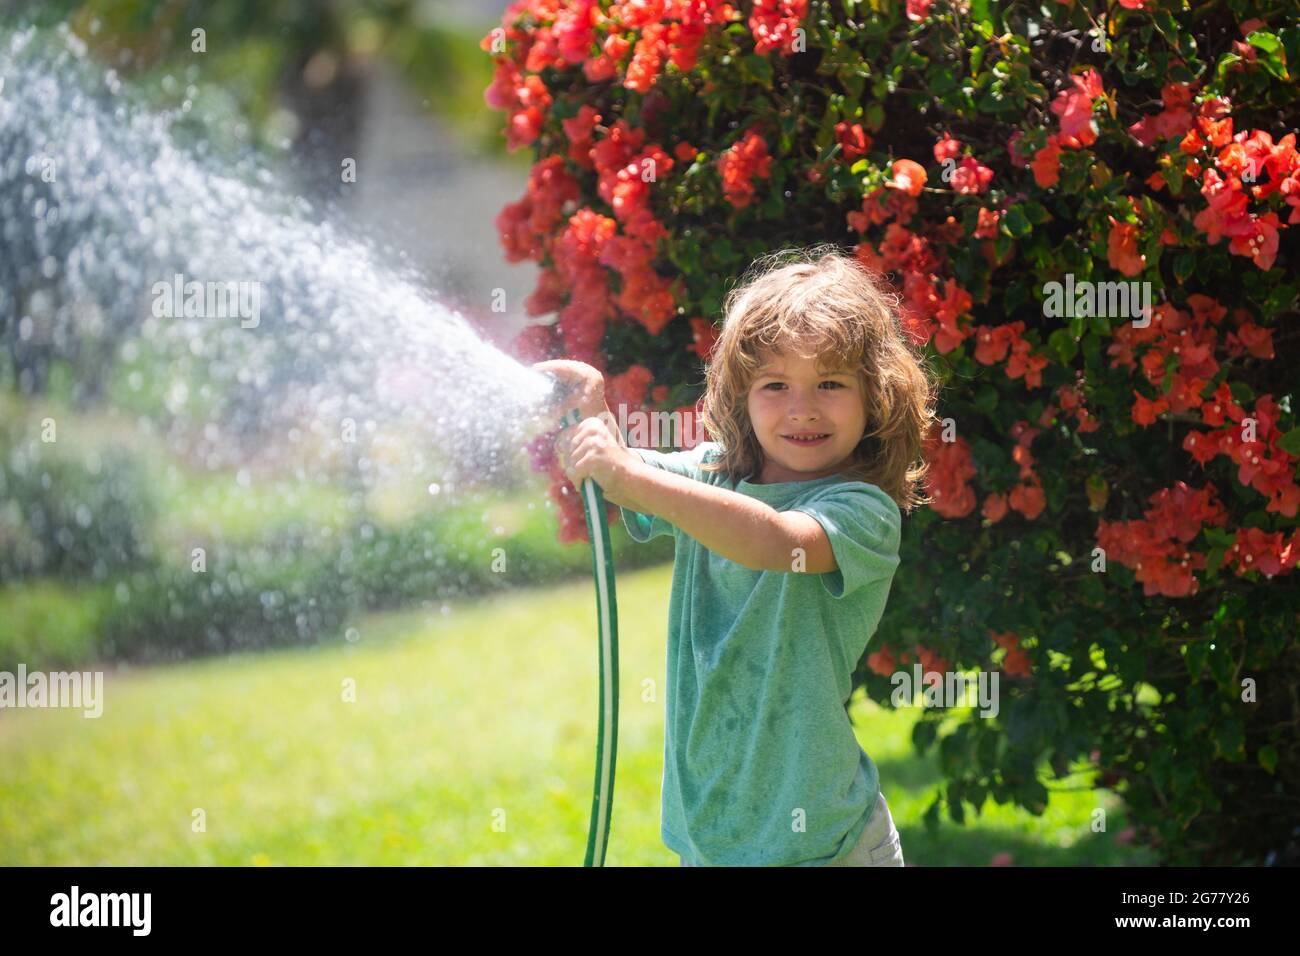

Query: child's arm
(617, 462), (838, 574)
(548, 410), (837, 574)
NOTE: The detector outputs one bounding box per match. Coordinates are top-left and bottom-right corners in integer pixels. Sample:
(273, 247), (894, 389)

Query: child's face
(745, 347), (868, 484)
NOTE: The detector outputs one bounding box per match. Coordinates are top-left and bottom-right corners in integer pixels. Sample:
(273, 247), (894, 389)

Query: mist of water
(1, 24), (556, 470)
(0, 24), (566, 653)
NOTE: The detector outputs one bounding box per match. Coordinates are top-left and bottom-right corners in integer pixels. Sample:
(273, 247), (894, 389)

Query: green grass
(0, 564), (1155, 866)
(153, 465), (354, 549)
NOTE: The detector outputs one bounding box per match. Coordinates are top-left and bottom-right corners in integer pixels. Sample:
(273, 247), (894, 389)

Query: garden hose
(556, 406), (620, 867)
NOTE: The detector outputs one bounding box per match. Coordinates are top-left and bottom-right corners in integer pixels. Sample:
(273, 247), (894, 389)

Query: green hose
(556, 407), (620, 867)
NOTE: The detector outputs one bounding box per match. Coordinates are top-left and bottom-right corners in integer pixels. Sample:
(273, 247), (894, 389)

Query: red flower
(950, 155), (994, 194)
(1051, 68), (1103, 147)
(867, 644), (897, 677)
(934, 133), (961, 164)
(688, 317), (720, 361)
(974, 207), (1001, 239)
(923, 430), (978, 518)
(749, 0), (807, 56)
(1107, 217), (1147, 276)
(991, 631), (1033, 676)
(916, 645), (950, 685)
(889, 159), (927, 196)
(835, 122), (873, 160)
(625, 21), (668, 93)
(1132, 390), (1170, 426)
(717, 126), (773, 208)
(1009, 480), (1046, 520)
(1227, 211), (1281, 270)
(1031, 136), (1063, 188)
(605, 363), (655, 411)
(1007, 130), (1031, 168)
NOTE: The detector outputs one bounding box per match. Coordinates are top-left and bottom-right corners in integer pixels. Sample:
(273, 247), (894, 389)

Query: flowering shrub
(483, 0), (1300, 863)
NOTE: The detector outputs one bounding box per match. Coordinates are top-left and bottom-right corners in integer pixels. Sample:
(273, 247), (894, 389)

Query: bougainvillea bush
(481, 0), (1300, 864)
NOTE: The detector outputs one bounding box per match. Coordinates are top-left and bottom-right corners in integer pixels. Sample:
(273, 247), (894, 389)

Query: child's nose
(785, 388), (823, 416)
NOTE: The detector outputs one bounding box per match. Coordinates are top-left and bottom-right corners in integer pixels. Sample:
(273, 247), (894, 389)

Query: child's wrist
(610, 455), (650, 508)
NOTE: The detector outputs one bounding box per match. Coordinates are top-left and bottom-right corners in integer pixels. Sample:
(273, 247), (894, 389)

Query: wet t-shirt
(621, 441), (902, 866)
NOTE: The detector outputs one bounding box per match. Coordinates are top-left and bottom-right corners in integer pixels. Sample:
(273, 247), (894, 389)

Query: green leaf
(1229, 381), (1255, 404)
(1259, 744), (1278, 774)
(1215, 53), (1243, 85)
(1006, 279), (1030, 314)
(741, 53), (773, 86)
(1002, 205), (1031, 238)
(923, 796), (941, 831)
(1277, 427), (1300, 457)
(912, 718), (938, 752)
(948, 791), (966, 825)
(1282, 26), (1300, 79)
(1214, 719), (1245, 761)
(1263, 283), (1297, 317)
(1022, 201), (1050, 225)
(1173, 252), (1196, 282)
(841, 70), (865, 100)
(1049, 328), (1078, 363)
(1203, 528), (1236, 548)
(1246, 31), (1289, 80)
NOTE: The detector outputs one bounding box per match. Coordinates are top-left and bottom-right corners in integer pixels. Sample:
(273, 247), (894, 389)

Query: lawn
(0, 562), (1155, 866)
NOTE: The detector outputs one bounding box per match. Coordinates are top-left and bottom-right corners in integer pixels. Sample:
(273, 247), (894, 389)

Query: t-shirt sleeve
(619, 443), (719, 543)
(787, 481), (902, 598)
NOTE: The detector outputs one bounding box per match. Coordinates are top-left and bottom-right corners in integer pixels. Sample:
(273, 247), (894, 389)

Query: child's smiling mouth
(782, 432), (831, 446)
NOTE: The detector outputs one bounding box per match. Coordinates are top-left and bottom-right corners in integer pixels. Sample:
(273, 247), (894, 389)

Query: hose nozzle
(556, 406), (583, 431)
(536, 372), (585, 431)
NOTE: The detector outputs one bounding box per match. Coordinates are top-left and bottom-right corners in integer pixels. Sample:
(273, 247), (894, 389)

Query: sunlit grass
(0, 564), (1154, 866)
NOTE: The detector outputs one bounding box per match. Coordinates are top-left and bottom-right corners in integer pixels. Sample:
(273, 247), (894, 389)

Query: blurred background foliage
(12, 0), (508, 166)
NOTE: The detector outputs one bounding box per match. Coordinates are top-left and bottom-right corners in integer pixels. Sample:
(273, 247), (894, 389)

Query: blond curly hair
(696, 243), (939, 514)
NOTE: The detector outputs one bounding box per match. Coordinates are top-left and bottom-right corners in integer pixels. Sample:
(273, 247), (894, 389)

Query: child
(534, 244), (937, 866)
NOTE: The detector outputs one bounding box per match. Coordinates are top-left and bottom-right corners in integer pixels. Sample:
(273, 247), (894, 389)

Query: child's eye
(761, 381), (847, 390)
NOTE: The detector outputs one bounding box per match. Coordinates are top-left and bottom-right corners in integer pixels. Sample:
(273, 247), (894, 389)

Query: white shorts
(677, 791), (904, 866)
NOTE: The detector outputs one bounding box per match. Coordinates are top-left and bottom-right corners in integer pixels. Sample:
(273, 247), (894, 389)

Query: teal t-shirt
(621, 440), (902, 866)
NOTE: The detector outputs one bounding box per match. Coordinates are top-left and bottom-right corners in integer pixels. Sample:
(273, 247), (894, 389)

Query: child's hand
(532, 359), (608, 422)
(555, 413), (642, 504)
